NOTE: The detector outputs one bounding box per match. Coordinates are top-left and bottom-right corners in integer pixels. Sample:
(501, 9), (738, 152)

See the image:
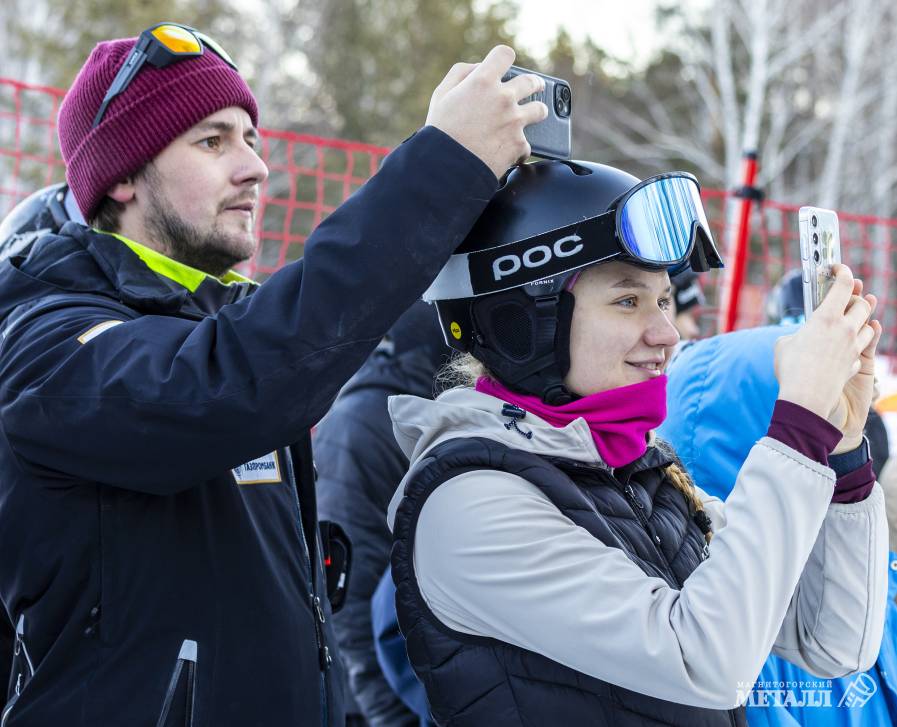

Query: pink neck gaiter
(475, 375), (668, 468)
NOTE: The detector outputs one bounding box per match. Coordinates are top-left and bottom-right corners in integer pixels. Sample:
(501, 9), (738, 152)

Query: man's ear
(107, 177), (137, 204)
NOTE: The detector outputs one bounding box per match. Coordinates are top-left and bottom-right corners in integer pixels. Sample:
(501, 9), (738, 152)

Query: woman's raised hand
(774, 265), (881, 451)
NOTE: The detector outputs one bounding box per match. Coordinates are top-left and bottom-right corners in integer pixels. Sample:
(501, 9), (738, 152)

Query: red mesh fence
(250, 129), (388, 278)
(696, 192), (897, 356)
(0, 79), (66, 210)
(0, 77), (390, 281)
(2, 76), (897, 354)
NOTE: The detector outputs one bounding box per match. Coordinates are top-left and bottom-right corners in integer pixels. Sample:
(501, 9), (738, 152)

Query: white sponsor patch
(77, 320), (124, 344)
(232, 451), (282, 485)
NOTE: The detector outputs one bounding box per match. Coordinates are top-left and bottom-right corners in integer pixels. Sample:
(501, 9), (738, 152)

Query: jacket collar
(389, 387), (663, 474)
(386, 386), (668, 533)
(67, 223), (258, 318)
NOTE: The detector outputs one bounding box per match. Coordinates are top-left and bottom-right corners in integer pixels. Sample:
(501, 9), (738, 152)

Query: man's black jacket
(0, 127), (496, 727)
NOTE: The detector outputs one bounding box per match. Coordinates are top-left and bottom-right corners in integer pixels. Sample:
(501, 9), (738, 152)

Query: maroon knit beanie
(58, 35), (259, 221)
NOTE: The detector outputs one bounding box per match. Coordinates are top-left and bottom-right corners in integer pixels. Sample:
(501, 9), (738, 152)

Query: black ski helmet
(0, 183), (82, 263)
(426, 160), (718, 404)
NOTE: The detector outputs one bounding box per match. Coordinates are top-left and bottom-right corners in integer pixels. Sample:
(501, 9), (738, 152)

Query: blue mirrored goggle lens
(618, 176), (710, 265)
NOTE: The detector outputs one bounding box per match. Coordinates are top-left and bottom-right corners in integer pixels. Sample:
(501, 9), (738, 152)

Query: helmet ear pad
(468, 287), (576, 403)
(470, 289), (538, 364)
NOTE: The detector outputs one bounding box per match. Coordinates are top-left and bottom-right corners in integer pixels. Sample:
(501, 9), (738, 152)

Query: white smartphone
(799, 206), (842, 320)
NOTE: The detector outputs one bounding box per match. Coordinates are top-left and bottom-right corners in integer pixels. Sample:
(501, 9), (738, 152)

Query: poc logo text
(492, 235), (583, 281)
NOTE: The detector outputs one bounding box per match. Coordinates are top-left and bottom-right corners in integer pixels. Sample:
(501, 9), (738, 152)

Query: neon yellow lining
(100, 231), (255, 293)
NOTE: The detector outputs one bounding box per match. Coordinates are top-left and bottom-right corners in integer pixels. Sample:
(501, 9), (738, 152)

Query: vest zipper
(551, 458), (683, 586)
(619, 482), (679, 585)
(284, 449), (330, 727)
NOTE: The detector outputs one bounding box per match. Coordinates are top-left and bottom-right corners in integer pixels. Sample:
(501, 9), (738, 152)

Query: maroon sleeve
(766, 400), (842, 464)
(766, 400), (875, 503)
(831, 460), (876, 504)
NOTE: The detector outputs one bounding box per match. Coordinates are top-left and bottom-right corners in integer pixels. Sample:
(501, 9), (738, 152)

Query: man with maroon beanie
(0, 24), (547, 726)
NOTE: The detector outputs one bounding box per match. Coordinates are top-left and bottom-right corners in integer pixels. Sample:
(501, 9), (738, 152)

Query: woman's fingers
(818, 264), (855, 314)
(862, 319), (883, 358)
(856, 322), (876, 353)
(844, 293), (875, 332)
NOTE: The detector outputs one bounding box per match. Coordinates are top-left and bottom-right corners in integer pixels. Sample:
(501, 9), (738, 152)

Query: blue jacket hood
(659, 325), (796, 500)
(661, 327), (897, 727)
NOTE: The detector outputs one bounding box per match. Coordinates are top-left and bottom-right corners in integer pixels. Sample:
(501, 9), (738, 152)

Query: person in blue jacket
(660, 325), (897, 726)
(0, 23), (549, 727)
(372, 568), (434, 726)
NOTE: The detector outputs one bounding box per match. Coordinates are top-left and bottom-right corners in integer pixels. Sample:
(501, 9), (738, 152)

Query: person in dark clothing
(0, 181), (82, 716)
(0, 23), (548, 727)
(669, 269), (705, 340)
(315, 301), (448, 727)
(0, 183), (83, 263)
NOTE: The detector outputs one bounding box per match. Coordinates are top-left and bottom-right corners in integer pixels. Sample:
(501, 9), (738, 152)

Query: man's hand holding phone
(774, 265), (882, 452)
(425, 45), (548, 180)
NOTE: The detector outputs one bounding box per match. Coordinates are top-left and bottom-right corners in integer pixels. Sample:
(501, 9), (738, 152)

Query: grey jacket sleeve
(699, 438), (888, 677)
(410, 438), (887, 709)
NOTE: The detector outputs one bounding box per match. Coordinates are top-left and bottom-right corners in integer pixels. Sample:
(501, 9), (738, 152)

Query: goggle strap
(423, 214), (617, 301)
(466, 213), (616, 295)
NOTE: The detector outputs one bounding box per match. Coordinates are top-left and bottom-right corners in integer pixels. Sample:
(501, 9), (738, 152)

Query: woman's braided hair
(664, 462), (713, 545)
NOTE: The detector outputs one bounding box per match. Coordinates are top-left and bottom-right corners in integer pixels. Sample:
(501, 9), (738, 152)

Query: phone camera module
(554, 84), (572, 118)
(813, 250), (820, 263)
(812, 232), (819, 245)
(811, 215), (818, 227)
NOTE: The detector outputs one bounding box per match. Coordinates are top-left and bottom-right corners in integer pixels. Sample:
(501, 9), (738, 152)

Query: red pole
(718, 151), (760, 333)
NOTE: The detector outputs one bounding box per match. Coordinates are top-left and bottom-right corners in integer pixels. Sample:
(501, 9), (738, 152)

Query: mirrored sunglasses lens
(619, 176), (706, 264)
(195, 31), (237, 68)
(685, 178), (714, 245)
(151, 25), (202, 54)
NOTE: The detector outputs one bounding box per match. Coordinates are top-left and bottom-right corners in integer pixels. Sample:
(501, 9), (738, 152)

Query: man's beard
(142, 170), (256, 277)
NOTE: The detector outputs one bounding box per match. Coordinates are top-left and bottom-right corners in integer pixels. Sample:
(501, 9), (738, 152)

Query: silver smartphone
(799, 206), (841, 319)
(501, 65), (572, 160)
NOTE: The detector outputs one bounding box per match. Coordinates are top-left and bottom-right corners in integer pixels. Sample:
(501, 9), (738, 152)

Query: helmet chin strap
(471, 290), (577, 406)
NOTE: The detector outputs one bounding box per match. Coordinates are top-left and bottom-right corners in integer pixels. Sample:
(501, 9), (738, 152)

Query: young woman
(386, 160), (888, 727)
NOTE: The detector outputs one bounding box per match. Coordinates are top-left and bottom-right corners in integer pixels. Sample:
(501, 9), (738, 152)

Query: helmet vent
(561, 160), (593, 176)
(489, 302), (534, 361)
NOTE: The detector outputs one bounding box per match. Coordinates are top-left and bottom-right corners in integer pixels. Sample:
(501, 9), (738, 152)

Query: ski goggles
(92, 23), (237, 128)
(423, 172), (723, 301)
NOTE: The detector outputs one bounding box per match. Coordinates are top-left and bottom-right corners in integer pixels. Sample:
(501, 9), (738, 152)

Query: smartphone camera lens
(814, 250), (820, 263)
(812, 232), (818, 245)
(554, 84), (572, 118)
(811, 215), (818, 227)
